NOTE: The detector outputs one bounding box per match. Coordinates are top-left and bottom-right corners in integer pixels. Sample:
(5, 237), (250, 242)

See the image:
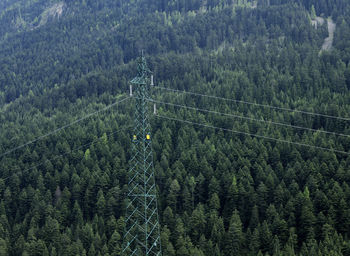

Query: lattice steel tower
(123, 54), (162, 256)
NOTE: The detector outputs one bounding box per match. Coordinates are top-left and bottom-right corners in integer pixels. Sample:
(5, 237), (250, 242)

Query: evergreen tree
(225, 210), (244, 255)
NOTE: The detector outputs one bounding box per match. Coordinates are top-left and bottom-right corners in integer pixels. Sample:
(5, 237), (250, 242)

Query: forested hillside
(0, 0), (350, 255)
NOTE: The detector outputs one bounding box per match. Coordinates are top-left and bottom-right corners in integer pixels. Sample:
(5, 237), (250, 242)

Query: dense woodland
(0, 0), (350, 255)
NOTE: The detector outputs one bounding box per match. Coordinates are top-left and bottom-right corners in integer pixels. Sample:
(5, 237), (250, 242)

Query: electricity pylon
(123, 54), (162, 256)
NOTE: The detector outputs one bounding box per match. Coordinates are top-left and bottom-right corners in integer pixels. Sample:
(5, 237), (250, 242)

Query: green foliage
(0, 0), (349, 255)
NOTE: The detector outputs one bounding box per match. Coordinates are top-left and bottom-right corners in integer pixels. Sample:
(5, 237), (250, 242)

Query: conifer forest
(0, 0), (350, 255)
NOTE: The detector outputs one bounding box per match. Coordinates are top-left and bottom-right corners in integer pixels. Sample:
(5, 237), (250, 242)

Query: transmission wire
(2, 125), (132, 181)
(153, 86), (350, 122)
(150, 99), (350, 138)
(0, 96), (130, 159)
(155, 114), (350, 156)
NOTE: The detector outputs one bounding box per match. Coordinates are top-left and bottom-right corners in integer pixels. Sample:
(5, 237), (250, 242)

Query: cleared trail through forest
(321, 18), (336, 51)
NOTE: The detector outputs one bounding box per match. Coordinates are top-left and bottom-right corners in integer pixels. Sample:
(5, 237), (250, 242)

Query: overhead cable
(153, 86), (350, 122)
(155, 114), (350, 156)
(0, 96), (130, 159)
(150, 99), (350, 138)
(2, 125), (132, 181)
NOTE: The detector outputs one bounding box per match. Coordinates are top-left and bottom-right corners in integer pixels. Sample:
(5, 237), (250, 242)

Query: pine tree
(0, 238), (8, 256)
(249, 205), (260, 230)
(311, 5), (316, 19)
(190, 204), (206, 241)
(161, 226), (176, 256)
(108, 230), (122, 255)
(96, 189), (106, 217)
(249, 228), (260, 254)
(225, 210), (243, 255)
(259, 221), (273, 254)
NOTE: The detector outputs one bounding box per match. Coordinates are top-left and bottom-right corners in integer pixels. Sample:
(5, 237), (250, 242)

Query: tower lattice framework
(123, 54), (162, 256)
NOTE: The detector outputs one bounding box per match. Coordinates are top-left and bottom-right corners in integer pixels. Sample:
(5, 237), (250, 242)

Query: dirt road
(321, 18), (336, 51)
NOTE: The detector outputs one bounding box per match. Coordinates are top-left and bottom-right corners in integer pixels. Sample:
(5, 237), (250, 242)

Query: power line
(155, 114), (350, 156)
(153, 85), (350, 122)
(150, 99), (350, 138)
(0, 96), (130, 159)
(2, 125), (132, 181)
